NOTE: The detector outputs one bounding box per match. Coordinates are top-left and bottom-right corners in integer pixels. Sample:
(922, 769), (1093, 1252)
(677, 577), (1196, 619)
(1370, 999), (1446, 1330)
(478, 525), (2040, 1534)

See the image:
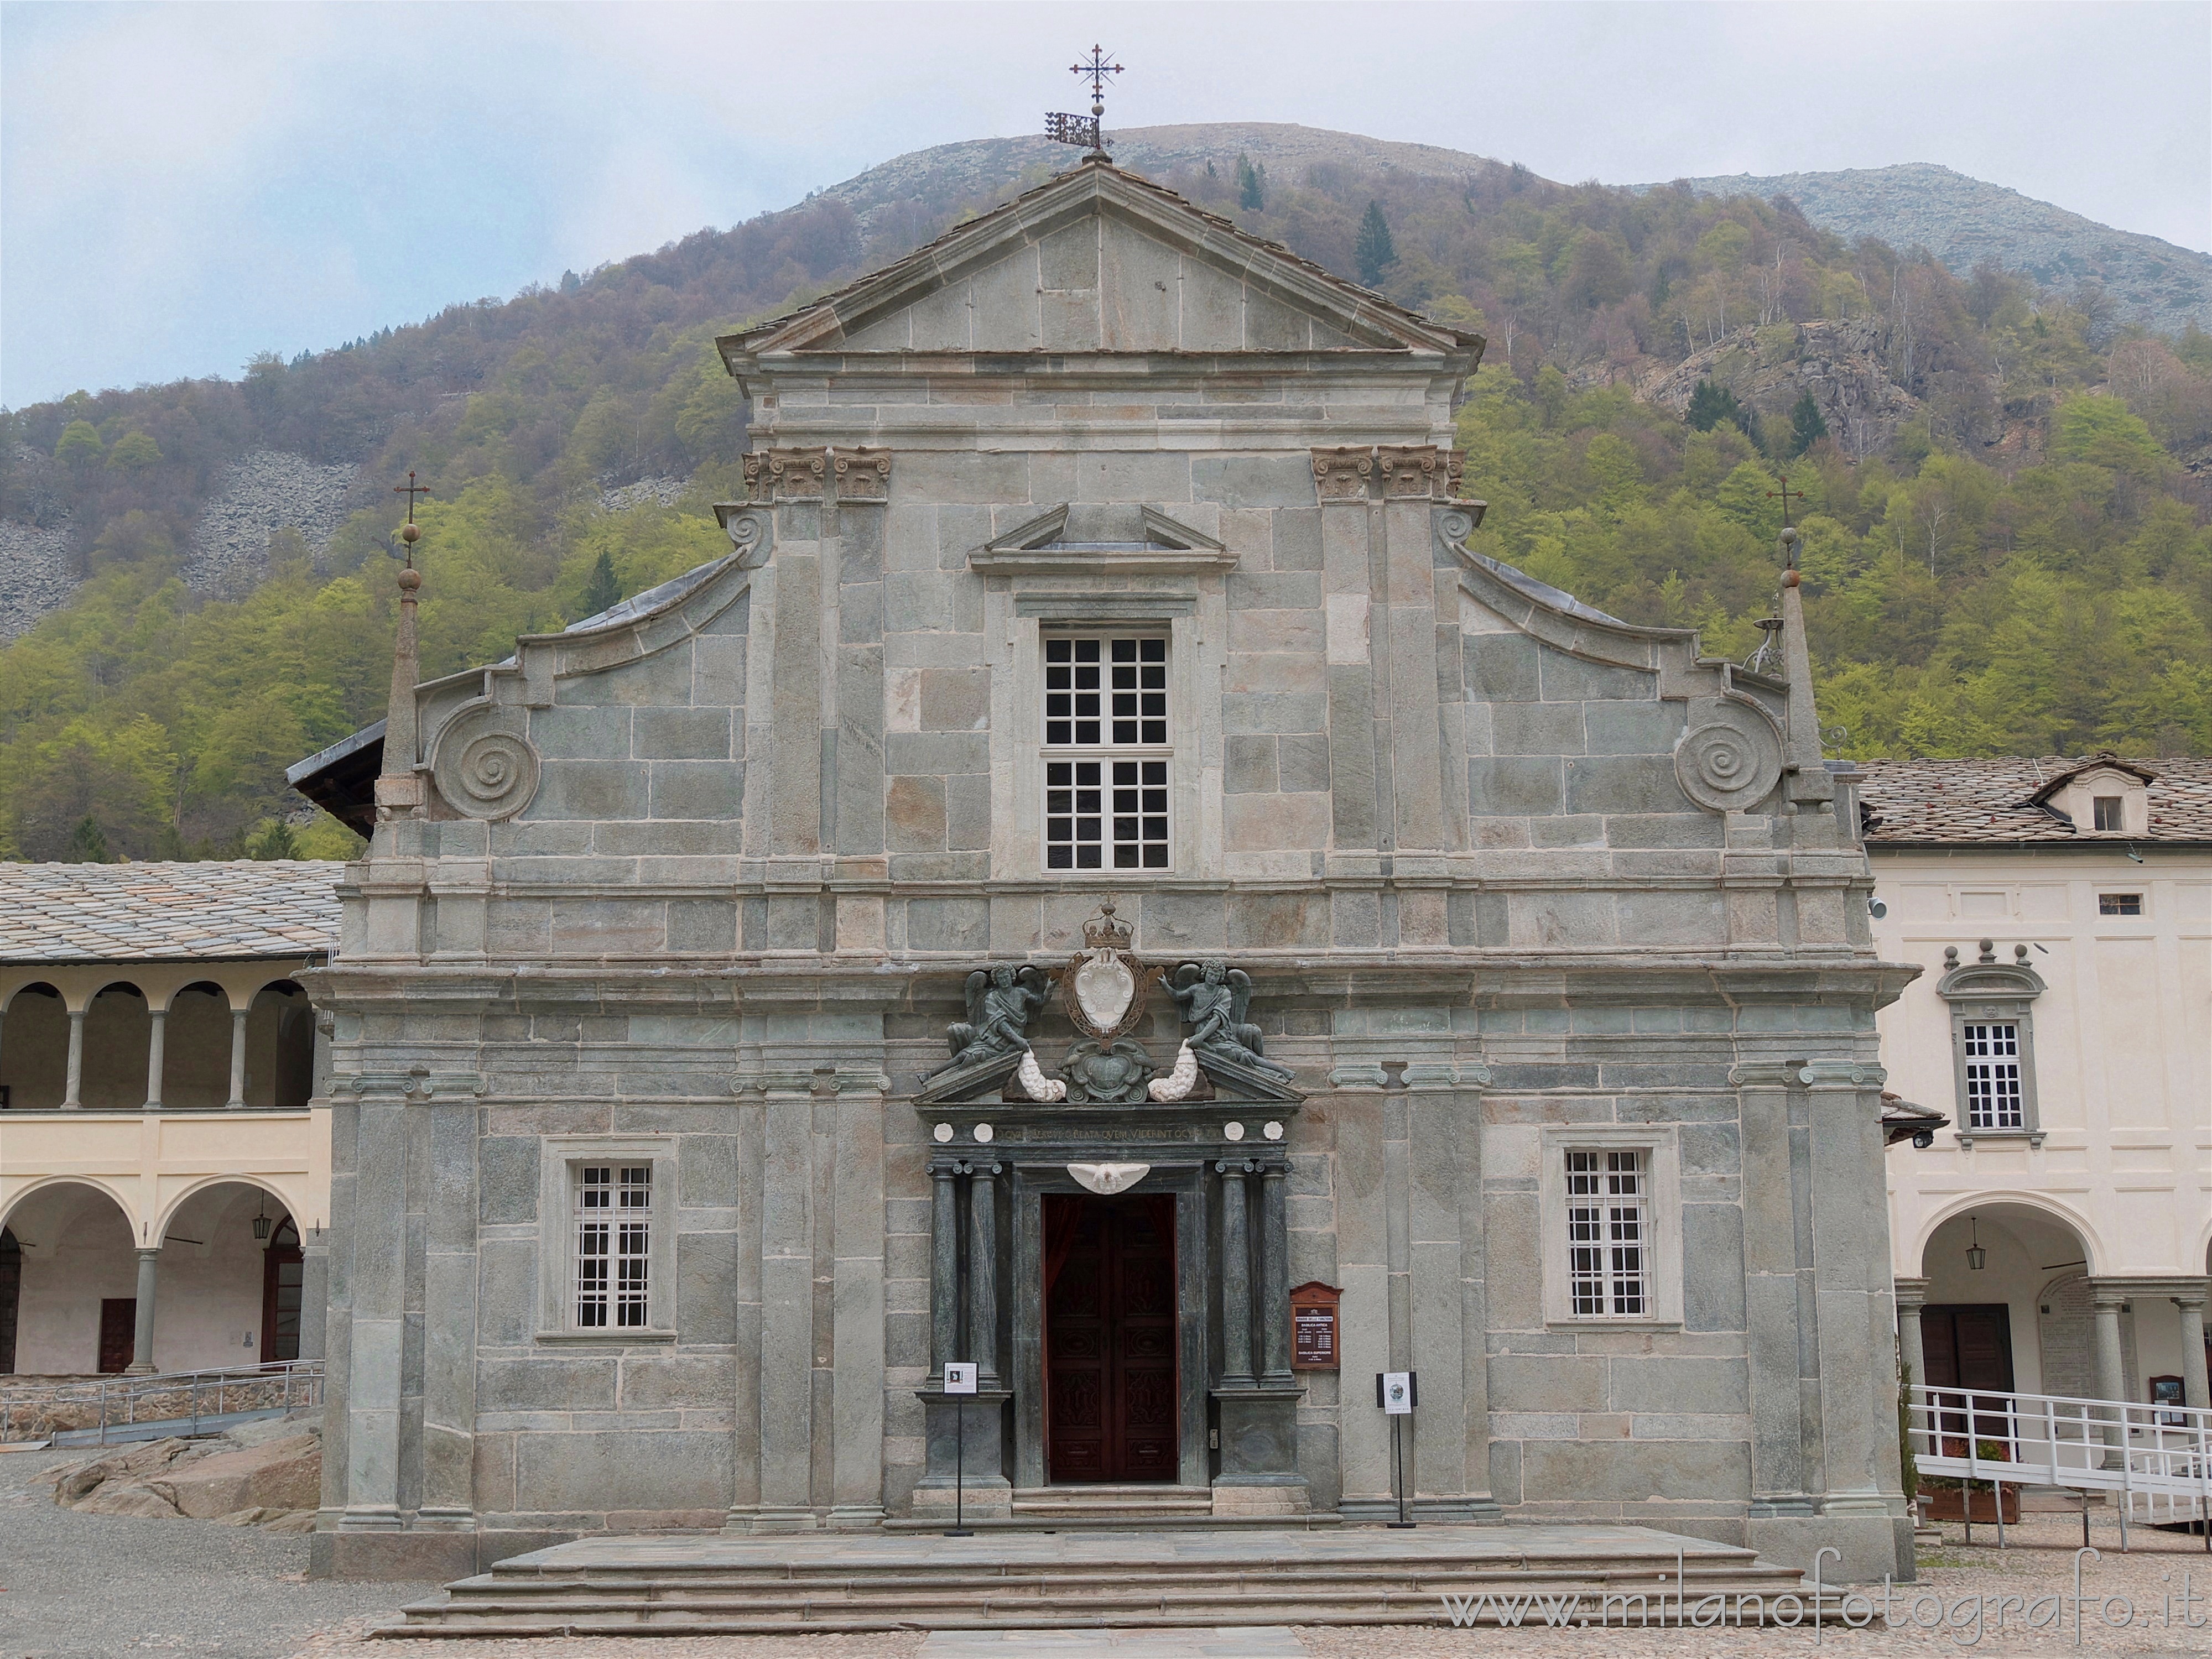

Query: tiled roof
(0, 860), (343, 962)
(1856, 756), (2212, 845)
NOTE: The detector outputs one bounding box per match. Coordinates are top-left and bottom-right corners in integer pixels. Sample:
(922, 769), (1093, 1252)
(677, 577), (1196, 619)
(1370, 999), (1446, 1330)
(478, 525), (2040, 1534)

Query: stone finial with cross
(392, 470), (431, 567)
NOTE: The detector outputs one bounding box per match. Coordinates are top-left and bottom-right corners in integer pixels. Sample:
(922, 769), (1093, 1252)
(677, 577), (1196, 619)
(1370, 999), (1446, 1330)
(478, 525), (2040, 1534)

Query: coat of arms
(1064, 900), (1145, 1039)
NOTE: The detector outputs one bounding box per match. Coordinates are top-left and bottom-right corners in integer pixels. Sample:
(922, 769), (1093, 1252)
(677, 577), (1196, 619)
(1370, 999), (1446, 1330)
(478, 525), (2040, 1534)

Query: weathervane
(1046, 45), (1122, 158)
(393, 469), (431, 568)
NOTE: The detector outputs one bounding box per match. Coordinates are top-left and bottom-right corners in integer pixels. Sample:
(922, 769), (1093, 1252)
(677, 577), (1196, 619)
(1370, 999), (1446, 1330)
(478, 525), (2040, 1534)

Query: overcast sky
(4, 1), (2207, 409)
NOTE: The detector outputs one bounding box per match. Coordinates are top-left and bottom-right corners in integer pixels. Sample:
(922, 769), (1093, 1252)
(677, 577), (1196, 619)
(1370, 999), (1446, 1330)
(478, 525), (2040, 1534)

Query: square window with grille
(574, 1164), (652, 1328)
(1565, 1149), (1648, 1317)
(2099, 893), (2142, 915)
(1960, 1023), (2024, 1130)
(1042, 632), (1169, 870)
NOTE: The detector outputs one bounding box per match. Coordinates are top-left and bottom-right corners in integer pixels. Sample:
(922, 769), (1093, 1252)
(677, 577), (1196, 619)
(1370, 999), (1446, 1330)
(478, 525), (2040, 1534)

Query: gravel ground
(0, 1444), (431, 1659)
(4, 1447), (2203, 1659)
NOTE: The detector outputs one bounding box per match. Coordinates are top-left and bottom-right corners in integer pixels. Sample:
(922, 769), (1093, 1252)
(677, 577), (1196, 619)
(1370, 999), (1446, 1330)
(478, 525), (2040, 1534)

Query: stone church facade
(297, 157), (1913, 1582)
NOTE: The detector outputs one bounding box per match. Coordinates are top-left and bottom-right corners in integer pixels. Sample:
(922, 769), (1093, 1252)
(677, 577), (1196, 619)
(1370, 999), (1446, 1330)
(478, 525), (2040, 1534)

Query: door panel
(1045, 1194), (1177, 1483)
(98, 1298), (136, 1374)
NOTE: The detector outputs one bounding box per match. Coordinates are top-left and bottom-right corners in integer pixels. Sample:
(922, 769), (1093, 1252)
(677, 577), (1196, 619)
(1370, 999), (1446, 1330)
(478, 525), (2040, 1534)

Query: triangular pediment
(721, 160), (1479, 361)
(970, 504), (1235, 576)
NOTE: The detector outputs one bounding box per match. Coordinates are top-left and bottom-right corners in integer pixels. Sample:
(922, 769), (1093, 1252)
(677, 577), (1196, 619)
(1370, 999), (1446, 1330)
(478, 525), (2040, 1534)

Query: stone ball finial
(397, 567), (421, 592)
(1779, 526), (1801, 550)
(398, 521), (421, 545)
(1782, 570), (1800, 588)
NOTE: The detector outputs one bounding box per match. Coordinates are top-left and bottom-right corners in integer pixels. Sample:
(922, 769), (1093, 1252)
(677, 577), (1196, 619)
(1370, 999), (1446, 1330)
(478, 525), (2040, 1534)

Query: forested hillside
(4, 125), (2211, 861)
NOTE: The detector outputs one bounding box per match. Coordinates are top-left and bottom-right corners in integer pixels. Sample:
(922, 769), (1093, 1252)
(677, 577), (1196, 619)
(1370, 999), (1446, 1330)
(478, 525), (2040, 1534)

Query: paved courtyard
(1, 1439), (2204, 1659)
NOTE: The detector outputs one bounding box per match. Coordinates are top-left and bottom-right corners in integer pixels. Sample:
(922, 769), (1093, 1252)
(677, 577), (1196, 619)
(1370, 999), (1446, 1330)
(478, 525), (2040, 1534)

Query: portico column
(63, 1007), (85, 1108)
(2091, 1284), (2128, 1466)
(226, 1006), (249, 1108)
(144, 1008), (166, 1109)
(126, 1246), (160, 1374)
(1894, 1277), (1930, 1452)
(1217, 1160), (1255, 1387)
(1258, 1161), (1293, 1382)
(929, 1161), (960, 1382)
(2174, 1291), (2210, 1411)
(966, 1159), (1000, 1387)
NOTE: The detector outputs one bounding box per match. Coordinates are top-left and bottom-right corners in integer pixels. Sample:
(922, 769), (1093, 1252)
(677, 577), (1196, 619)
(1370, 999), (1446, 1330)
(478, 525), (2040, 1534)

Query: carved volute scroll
(1673, 696), (1787, 813)
(1316, 444), (1470, 503)
(429, 704), (542, 822)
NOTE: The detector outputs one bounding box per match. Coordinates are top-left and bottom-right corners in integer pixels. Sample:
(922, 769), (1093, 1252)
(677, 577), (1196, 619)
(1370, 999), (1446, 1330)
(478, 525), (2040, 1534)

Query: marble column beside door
(126, 1246), (160, 1374)
(1217, 1159), (1255, 1386)
(928, 1160), (959, 1383)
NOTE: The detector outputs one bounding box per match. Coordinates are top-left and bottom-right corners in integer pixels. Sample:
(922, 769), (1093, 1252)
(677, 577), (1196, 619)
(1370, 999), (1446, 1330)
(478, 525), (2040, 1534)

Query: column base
(413, 1506), (477, 1532)
(914, 1387), (1014, 1520)
(743, 1506), (823, 1532)
(1212, 1381), (1304, 1486)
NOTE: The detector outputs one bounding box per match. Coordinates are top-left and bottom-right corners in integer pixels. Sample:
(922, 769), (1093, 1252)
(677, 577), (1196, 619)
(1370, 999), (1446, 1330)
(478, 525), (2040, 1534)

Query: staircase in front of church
(378, 1525), (1826, 1636)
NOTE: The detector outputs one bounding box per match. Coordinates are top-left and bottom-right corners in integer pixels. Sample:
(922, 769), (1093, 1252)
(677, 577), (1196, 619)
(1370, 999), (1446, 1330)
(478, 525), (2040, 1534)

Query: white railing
(1908, 1383), (2212, 1545)
(0, 1359), (322, 1445)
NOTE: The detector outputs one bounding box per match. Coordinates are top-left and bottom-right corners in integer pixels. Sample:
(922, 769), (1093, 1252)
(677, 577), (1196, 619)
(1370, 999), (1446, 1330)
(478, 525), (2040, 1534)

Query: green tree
(54, 419), (102, 468)
(1355, 201), (1397, 288)
(1788, 392), (1829, 456)
(1685, 380), (1748, 433)
(1235, 154), (1265, 213)
(65, 815), (111, 863)
(106, 430), (163, 470)
(579, 549), (621, 619)
(248, 818), (301, 859)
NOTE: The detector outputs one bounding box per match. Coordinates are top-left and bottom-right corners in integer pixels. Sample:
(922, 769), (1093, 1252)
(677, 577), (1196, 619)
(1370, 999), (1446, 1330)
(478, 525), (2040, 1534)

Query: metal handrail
(1908, 1383), (2212, 1550)
(0, 1359), (322, 1445)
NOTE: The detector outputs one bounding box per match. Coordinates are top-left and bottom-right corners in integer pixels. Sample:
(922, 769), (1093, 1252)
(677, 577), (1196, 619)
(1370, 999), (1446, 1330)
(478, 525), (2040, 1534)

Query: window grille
(2092, 796), (2123, 831)
(1043, 634), (1169, 869)
(1565, 1149), (1647, 1317)
(1960, 1023), (2024, 1130)
(575, 1164), (652, 1328)
(2098, 893), (2142, 915)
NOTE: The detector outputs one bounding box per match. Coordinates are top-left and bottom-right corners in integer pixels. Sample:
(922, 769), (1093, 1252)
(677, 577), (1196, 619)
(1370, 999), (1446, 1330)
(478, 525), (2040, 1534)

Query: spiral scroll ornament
(431, 710), (542, 821)
(1674, 711), (1783, 812)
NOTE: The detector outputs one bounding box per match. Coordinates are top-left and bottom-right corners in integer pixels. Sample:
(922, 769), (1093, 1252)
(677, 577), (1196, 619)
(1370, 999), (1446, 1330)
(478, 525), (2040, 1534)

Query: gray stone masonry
(303, 156), (1916, 1587)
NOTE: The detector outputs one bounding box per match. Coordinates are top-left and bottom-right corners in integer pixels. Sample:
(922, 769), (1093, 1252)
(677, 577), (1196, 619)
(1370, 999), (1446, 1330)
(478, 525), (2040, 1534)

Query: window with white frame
(1043, 633), (1170, 870)
(1959, 1023), (2024, 1130)
(574, 1164), (653, 1328)
(1565, 1150), (1649, 1317)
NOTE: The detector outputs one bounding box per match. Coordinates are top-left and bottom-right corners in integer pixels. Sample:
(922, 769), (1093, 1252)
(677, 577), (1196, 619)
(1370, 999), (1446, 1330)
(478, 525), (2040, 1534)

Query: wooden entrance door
(97, 1298), (136, 1374)
(0, 1228), (19, 1374)
(1923, 1303), (2015, 1453)
(261, 1218), (303, 1364)
(1045, 1194), (1177, 1483)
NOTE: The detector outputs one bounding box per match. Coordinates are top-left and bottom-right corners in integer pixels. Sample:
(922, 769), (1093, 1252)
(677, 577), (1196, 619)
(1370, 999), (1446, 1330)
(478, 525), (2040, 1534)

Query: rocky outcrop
(1635, 319), (1922, 460)
(0, 517), (76, 644)
(44, 1412), (321, 1531)
(185, 451), (359, 597)
(597, 475), (689, 512)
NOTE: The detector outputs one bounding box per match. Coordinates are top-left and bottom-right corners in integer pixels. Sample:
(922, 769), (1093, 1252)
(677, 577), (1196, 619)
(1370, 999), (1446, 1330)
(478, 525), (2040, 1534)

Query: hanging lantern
(1965, 1216), (1986, 1271)
(252, 1195), (272, 1243)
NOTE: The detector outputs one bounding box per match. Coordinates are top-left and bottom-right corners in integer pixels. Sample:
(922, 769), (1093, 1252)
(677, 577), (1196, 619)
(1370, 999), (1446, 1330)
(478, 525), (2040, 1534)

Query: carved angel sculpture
(938, 964), (1051, 1073)
(1165, 960), (1295, 1082)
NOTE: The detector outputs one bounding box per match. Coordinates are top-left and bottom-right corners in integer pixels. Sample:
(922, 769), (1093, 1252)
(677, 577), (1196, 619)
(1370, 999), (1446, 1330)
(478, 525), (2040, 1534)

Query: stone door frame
(1008, 1158), (1211, 1490)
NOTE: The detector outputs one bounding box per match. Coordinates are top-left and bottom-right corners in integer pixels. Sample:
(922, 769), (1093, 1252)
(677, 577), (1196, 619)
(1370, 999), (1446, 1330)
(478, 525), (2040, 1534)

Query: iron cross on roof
(1766, 475), (1805, 528)
(393, 469), (430, 566)
(1046, 45), (1122, 157)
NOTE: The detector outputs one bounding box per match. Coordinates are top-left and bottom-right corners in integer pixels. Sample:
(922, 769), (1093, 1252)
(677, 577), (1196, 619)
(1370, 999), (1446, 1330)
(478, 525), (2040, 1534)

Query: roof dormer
(2027, 756), (2156, 836)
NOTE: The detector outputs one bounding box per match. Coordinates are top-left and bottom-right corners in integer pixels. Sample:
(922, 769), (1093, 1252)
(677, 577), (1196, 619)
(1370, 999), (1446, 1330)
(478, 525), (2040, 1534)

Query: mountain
(5, 123), (2211, 858)
(1663, 163), (2212, 335)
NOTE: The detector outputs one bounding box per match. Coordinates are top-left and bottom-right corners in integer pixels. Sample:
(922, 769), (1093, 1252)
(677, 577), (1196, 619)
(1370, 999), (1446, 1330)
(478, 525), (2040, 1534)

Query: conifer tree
(1685, 379), (1748, 433)
(1235, 154), (1265, 212)
(1788, 392), (1829, 456)
(250, 819), (301, 859)
(1355, 202), (1397, 287)
(580, 549), (621, 619)
(65, 816), (111, 863)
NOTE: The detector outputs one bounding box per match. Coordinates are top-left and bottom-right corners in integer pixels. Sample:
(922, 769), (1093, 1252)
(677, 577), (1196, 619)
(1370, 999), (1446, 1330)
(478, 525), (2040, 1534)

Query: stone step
(387, 1525), (1822, 1635)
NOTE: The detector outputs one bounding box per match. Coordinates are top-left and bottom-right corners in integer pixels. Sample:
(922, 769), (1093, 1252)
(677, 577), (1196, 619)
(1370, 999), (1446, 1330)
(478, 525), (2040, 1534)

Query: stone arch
(81, 980), (151, 1110)
(151, 1173), (306, 1246)
(247, 979), (315, 1108)
(1913, 1191), (2103, 1280)
(0, 982), (67, 1108)
(160, 980), (236, 1109)
(152, 1178), (305, 1370)
(0, 1177), (143, 1374)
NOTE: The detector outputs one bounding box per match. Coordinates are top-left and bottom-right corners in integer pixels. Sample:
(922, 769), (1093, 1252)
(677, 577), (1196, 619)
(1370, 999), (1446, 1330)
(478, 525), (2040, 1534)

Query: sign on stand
(944, 1363), (977, 1537)
(1376, 1370), (1417, 1528)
